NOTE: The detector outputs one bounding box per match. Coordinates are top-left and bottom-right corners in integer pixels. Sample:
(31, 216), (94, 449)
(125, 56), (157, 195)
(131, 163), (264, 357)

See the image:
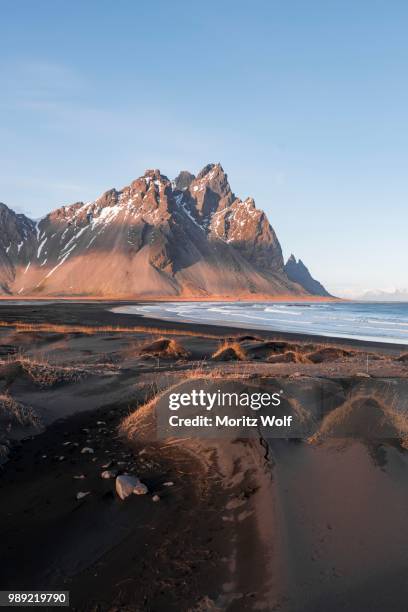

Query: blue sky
(1, 0), (407, 296)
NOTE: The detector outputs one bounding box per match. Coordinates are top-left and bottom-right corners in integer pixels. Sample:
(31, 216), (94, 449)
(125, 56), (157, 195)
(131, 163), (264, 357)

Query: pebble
(81, 447), (94, 454)
(76, 491), (90, 500)
(163, 481), (174, 487)
(101, 470), (117, 479)
(133, 482), (149, 495)
(116, 474), (142, 500)
(152, 494), (160, 502)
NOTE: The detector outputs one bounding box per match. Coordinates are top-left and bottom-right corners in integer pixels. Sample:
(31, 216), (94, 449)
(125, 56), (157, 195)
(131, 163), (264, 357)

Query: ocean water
(112, 302), (408, 345)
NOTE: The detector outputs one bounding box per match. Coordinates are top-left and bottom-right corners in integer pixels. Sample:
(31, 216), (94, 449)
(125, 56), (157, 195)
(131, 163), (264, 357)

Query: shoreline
(0, 300), (406, 353)
(0, 295), (344, 302)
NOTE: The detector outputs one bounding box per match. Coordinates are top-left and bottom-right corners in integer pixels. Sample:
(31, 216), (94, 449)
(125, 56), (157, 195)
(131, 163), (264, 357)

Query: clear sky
(1, 0), (407, 297)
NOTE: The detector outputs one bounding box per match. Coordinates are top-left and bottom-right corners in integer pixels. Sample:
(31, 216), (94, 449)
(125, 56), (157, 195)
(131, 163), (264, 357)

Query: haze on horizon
(1, 0), (407, 298)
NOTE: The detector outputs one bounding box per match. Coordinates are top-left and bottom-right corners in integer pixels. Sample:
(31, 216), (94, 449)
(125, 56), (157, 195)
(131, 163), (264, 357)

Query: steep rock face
(179, 164), (284, 272)
(0, 203), (36, 293)
(284, 254), (331, 297)
(0, 165), (330, 298)
(174, 171), (195, 191)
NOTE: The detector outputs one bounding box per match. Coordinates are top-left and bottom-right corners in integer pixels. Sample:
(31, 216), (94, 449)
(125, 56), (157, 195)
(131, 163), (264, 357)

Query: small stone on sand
(76, 491), (90, 500)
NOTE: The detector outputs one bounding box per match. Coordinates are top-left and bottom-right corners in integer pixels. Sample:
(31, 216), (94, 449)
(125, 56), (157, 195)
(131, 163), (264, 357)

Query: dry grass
(3, 353), (87, 388)
(0, 392), (40, 427)
(119, 395), (158, 442)
(309, 386), (408, 444)
(140, 337), (190, 359)
(267, 350), (307, 364)
(0, 320), (222, 339)
(306, 346), (354, 364)
(119, 362), (264, 444)
(212, 340), (247, 361)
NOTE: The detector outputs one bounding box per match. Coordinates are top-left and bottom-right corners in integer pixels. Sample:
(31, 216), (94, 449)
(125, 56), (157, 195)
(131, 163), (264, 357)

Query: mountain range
(0, 163), (330, 298)
(359, 288), (408, 302)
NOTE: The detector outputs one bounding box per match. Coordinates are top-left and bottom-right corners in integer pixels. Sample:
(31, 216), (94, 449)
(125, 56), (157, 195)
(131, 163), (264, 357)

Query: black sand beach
(1, 301), (408, 611)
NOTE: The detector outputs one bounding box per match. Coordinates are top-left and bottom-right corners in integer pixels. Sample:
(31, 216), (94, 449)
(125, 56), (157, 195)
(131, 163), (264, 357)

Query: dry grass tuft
(0, 392), (40, 427)
(212, 341), (247, 361)
(306, 346), (353, 364)
(3, 353), (87, 388)
(119, 395), (158, 442)
(0, 320), (221, 339)
(140, 337), (190, 359)
(309, 386), (408, 444)
(267, 350), (306, 364)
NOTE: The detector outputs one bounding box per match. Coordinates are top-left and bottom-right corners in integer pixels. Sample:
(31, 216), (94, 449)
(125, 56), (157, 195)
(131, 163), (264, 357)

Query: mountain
(0, 164), (330, 298)
(284, 254), (331, 297)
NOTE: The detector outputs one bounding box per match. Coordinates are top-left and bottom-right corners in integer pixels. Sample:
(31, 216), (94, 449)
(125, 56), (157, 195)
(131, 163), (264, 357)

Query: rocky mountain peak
(0, 163), (330, 298)
(186, 162), (235, 219)
(174, 170), (195, 191)
(285, 254), (330, 297)
(143, 168), (169, 182)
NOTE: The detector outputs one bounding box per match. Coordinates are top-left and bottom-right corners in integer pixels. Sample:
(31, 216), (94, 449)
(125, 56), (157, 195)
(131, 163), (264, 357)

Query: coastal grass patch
(139, 337), (190, 359)
(309, 386), (408, 445)
(212, 340), (248, 361)
(306, 346), (355, 364)
(0, 320), (223, 340)
(266, 350), (307, 364)
(1, 352), (88, 389)
(0, 392), (40, 427)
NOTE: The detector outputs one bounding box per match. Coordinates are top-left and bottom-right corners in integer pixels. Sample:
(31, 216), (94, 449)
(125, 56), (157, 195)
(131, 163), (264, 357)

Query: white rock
(76, 491), (90, 500)
(73, 474), (86, 480)
(152, 494), (160, 502)
(115, 474), (140, 500)
(81, 447), (94, 454)
(97, 420), (106, 425)
(101, 470), (117, 479)
(163, 481), (174, 487)
(133, 482), (148, 495)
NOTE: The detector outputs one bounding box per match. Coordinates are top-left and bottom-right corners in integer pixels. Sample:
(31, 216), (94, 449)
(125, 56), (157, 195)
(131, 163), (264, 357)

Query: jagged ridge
(0, 164), (330, 298)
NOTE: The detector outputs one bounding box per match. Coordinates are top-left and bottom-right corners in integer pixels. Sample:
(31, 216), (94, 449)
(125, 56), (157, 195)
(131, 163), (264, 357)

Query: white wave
(110, 302), (408, 345)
